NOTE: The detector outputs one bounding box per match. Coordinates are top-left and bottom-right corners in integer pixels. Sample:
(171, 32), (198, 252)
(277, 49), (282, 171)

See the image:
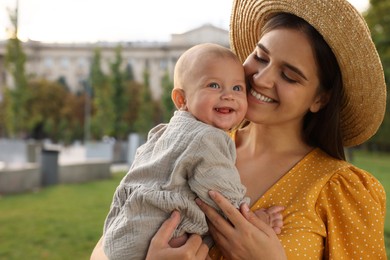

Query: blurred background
(0, 0), (388, 259)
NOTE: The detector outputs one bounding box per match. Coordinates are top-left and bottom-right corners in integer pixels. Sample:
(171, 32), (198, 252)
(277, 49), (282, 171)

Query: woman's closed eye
(254, 54), (269, 64)
(281, 72), (298, 84)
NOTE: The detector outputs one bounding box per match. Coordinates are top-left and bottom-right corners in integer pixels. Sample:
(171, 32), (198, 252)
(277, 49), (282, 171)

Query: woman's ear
(310, 91), (330, 113)
(171, 88), (187, 110)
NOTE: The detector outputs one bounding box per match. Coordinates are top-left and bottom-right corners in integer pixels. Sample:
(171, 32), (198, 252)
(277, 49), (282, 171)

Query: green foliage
(3, 6), (29, 137)
(26, 79), (67, 141)
(134, 69), (155, 136)
(58, 93), (86, 143)
(0, 89), (15, 136)
(1, 5), (164, 142)
(364, 1), (390, 149)
(123, 80), (142, 133)
(110, 45), (129, 140)
(89, 48), (115, 140)
(160, 70), (175, 122)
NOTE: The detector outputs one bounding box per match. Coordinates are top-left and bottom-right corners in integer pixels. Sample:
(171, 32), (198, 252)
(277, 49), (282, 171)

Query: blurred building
(0, 24), (229, 100)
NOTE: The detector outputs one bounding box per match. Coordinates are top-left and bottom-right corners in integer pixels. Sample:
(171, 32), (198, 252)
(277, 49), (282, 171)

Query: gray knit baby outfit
(103, 110), (249, 260)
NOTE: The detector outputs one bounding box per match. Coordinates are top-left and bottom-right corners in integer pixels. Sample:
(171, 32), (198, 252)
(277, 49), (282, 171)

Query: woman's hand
(146, 211), (210, 260)
(197, 191), (287, 260)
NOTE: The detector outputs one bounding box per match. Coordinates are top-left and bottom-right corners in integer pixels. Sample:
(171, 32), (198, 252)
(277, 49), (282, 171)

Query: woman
(198, 0), (387, 259)
(92, 0), (387, 259)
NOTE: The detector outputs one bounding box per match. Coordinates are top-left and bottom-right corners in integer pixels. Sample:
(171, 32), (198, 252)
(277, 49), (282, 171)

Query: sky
(0, 0), (370, 43)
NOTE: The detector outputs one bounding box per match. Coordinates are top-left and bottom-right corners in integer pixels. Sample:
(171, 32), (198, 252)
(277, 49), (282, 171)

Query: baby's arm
(188, 130), (248, 210)
(252, 206), (284, 234)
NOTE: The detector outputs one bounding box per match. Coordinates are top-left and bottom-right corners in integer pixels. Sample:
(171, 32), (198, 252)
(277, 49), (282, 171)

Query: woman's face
(243, 28), (325, 129)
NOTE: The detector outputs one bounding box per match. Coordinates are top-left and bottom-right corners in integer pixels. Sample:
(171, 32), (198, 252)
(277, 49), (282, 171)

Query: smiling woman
(0, 0), (368, 43)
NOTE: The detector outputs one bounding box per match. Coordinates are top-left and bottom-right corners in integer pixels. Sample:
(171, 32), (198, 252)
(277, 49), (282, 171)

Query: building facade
(0, 24), (229, 100)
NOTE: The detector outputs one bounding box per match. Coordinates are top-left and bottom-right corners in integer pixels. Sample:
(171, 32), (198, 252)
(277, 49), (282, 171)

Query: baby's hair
(174, 43), (239, 91)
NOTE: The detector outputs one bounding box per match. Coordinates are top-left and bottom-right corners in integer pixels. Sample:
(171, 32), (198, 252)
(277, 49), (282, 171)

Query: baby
(103, 43), (282, 260)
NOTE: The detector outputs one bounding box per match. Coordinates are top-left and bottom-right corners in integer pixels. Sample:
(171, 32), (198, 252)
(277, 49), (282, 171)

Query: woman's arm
(90, 236), (108, 260)
(197, 191), (286, 260)
(90, 211), (210, 260)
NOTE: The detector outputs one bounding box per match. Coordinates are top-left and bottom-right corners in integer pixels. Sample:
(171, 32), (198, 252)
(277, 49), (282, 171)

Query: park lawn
(0, 149), (388, 259)
(0, 172), (126, 260)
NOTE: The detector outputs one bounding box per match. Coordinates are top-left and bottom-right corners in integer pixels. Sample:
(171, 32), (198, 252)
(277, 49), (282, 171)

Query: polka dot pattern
(210, 148), (387, 259)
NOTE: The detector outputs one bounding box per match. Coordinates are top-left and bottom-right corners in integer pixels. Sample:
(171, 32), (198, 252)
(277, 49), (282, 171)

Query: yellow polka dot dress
(210, 148), (387, 259)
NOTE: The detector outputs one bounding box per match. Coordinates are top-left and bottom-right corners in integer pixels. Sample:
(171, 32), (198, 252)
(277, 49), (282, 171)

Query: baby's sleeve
(187, 130), (249, 210)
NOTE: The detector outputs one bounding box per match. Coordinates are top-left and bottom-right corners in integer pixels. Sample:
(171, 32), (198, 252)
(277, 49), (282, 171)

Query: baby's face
(185, 55), (247, 130)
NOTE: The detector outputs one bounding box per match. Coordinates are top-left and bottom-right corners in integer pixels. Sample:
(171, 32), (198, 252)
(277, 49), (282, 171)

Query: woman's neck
(236, 122), (313, 157)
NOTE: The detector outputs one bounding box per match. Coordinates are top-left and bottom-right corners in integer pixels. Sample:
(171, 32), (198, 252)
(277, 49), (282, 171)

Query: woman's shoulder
(291, 148), (385, 197)
(307, 149), (386, 207)
(325, 161), (386, 204)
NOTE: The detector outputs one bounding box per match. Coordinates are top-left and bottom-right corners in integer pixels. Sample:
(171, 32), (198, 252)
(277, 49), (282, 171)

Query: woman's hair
(262, 13), (345, 160)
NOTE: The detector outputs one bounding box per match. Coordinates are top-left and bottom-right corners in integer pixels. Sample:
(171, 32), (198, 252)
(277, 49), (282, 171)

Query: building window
(61, 58), (69, 69)
(160, 59), (167, 70)
(78, 57), (87, 68)
(44, 57), (53, 68)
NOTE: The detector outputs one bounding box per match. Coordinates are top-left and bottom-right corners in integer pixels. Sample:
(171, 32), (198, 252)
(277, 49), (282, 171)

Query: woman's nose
(253, 66), (276, 89)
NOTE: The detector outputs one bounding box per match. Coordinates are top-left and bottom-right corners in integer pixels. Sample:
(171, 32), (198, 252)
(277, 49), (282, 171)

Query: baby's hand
(168, 233), (189, 248)
(253, 206), (284, 234)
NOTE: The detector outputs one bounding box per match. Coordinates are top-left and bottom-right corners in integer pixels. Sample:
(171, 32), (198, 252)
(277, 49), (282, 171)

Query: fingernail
(209, 190), (216, 198)
(171, 210), (179, 218)
(195, 198), (202, 206)
(242, 203), (250, 212)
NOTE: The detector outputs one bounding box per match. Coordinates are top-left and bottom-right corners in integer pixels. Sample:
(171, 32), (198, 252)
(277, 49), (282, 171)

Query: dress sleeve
(316, 166), (387, 259)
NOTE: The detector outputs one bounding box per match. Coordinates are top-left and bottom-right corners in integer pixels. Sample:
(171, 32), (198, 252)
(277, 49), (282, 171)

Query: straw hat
(230, 0), (387, 147)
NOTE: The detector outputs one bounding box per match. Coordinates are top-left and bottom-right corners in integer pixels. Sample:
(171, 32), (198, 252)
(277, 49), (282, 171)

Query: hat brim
(230, 0), (386, 147)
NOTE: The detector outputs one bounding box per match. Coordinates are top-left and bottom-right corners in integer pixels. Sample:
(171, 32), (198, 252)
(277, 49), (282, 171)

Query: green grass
(0, 150), (389, 259)
(0, 173), (125, 260)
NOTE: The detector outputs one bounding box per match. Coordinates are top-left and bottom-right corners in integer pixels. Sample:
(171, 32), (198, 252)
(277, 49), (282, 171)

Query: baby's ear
(171, 88), (187, 110)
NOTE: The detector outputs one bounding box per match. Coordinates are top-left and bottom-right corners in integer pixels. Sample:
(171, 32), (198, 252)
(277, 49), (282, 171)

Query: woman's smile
(250, 88), (275, 103)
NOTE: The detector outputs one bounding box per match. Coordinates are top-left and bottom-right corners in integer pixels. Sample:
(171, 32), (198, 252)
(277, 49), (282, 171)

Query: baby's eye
(233, 85), (243, 91)
(208, 83), (220, 89)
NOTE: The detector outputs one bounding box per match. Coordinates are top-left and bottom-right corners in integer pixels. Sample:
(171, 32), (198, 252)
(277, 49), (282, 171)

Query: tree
(160, 70), (175, 122)
(58, 92), (86, 144)
(110, 45), (128, 139)
(3, 4), (29, 137)
(134, 69), (154, 136)
(123, 80), (142, 133)
(89, 47), (115, 139)
(26, 79), (67, 141)
(364, 0), (390, 149)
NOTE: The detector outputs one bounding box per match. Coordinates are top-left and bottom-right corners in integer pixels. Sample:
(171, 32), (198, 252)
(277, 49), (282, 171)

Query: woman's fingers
(147, 211), (209, 260)
(195, 194), (234, 239)
(186, 235), (209, 259)
(206, 191), (245, 228)
(151, 211), (180, 246)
